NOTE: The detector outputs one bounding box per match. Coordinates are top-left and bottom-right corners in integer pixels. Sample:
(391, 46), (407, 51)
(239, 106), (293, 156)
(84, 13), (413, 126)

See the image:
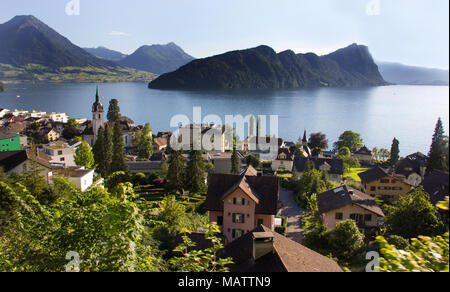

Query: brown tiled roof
(0, 129), (19, 139)
(153, 137), (167, 147)
(221, 225), (343, 272)
(318, 185), (384, 217)
(0, 150), (51, 172)
(419, 170), (449, 205)
(358, 166), (411, 185)
(52, 167), (94, 178)
(204, 173), (280, 215)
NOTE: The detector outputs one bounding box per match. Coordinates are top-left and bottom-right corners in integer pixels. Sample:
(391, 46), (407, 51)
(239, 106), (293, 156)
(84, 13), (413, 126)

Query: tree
(170, 223), (234, 272)
(185, 150), (206, 194)
(110, 121), (128, 173)
(136, 123), (153, 160)
(290, 144), (305, 158)
(246, 154), (260, 168)
(426, 118), (449, 175)
(309, 132), (328, 150)
(231, 148), (241, 175)
(374, 147), (390, 161)
(390, 138), (400, 166)
(384, 186), (445, 239)
(333, 131), (363, 153)
(338, 146), (351, 157)
(65, 118), (79, 130)
(328, 220), (365, 262)
(107, 99), (121, 122)
(291, 168), (330, 208)
(377, 233), (449, 272)
(159, 155), (168, 179)
(167, 150), (185, 193)
(74, 140), (95, 169)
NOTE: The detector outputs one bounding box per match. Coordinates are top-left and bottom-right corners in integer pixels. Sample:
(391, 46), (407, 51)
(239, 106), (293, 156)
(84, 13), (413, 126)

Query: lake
(0, 82), (448, 156)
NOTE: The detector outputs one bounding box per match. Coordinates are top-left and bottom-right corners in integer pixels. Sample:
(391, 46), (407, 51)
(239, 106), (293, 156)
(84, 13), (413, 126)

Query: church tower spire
(92, 86), (104, 144)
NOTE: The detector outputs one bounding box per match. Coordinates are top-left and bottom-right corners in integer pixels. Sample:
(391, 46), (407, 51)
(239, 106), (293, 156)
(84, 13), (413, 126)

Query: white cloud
(108, 31), (130, 37)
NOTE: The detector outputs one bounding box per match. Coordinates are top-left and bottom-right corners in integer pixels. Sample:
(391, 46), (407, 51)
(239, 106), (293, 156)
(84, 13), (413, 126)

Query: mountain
(377, 62), (449, 86)
(83, 47), (127, 62)
(0, 15), (156, 83)
(148, 44), (388, 90)
(118, 43), (195, 74)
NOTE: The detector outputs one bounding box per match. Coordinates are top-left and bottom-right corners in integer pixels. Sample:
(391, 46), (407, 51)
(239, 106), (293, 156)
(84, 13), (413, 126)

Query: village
(0, 89), (448, 272)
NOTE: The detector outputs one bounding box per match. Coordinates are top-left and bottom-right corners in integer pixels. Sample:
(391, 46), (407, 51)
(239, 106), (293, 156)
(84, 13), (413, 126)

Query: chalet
(293, 157), (344, 183)
(204, 166), (280, 243)
(353, 146), (374, 165)
(221, 225), (342, 272)
(271, 148), (294, 171)
(395, 152), (427, 186)
(317, 186), (384, 235)
(358, 166), (413, 201)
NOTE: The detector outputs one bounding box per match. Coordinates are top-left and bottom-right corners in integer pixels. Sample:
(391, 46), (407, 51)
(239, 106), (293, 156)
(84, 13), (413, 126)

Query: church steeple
(92, 86), (104, 112)
(91, 87), (104, 145)
(302, 130), (307, 145)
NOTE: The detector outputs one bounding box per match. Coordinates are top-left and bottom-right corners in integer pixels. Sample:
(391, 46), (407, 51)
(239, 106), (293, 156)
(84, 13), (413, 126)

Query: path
(277, 189), (306, 244)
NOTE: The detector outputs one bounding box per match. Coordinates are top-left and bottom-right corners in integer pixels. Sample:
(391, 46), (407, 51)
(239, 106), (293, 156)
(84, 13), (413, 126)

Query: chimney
(252, 232), (274, 261)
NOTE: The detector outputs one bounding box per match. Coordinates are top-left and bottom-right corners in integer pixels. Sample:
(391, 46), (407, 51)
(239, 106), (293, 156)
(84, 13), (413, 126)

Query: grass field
(344, 168), (369, 182)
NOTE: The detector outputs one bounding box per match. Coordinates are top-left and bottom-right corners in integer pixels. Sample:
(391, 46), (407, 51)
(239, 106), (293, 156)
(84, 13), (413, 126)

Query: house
(204, 166), (280, 243)
(220, 225), (342, 272)
(293, 157), (344, 183)
(417, 170), (449, 222)
(271, 148), (294, 171)
(0, 150), (52, 183)
(395, 152), (428, 186)
(153, 137), (168, 153)
(209, 152), (244, 174)
(41, 128), (60, 142)
(352, 146), (374, 165)
(358, 166), (413, 201)
(0, 130), (21, 152)
(51, 167), (95, 192)
(243, 136), (285, 152)
(46, 112), (69, 123)
(0, 109), (10, 118)
(41, 140), (81, 167)
(177, 124), (229, 152)
(317, 185), (384, 235)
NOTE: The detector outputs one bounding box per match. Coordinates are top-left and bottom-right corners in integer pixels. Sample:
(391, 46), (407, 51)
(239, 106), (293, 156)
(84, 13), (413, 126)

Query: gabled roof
(0, 150), (52, 172)
(0, 129), (19, 139)
(354, 146), (373, 155)
(318, 185), (384, 217)
(276, 148), (294, 161)
(205, 172), (280, 215)
(358, 166), (411, 185)
(293, 157), (343, 175)
(221, 225), (343, 272)
(419, 170), (449, 206)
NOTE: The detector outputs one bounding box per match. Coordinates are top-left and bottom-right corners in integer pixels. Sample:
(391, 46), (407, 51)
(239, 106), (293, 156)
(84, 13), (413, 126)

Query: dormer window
(233, 198), (245, 205)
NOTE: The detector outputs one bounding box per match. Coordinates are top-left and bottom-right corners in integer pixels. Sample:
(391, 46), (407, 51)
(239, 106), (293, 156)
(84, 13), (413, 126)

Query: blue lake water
(0, 82), (448, 155)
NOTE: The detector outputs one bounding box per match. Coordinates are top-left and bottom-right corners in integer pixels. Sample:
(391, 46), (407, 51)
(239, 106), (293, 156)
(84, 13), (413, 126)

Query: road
(277, 189), (306, 244)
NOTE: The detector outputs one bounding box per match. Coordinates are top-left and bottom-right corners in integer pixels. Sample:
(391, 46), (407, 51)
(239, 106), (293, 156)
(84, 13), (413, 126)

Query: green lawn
(344, 168), (369, 182)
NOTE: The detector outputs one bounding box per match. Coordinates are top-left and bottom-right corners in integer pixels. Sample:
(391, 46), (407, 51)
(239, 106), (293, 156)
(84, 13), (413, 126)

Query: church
(81, 88), (146, 150)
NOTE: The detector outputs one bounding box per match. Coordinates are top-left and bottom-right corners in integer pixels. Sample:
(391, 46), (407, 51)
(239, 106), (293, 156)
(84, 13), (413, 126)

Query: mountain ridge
(377, 61), (449, 86)
(148, 43), (388, 90)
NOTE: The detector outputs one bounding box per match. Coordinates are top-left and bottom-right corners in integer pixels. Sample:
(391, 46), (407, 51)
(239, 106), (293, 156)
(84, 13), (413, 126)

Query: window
(10, 138), (14, 142)
(233, 198), (245, 206)
(217, 216), (223, 226)
(232, 229), (244, 239)
(57, 150), (63, 155)
(392, 187), (403, 191)
(335, 213), (343, 220)
(60, 157), (65, 162)
(364, 214), (372, 222)
(232, 213), (245, 224)
(370, 186), (376, 191)
(257, 219), (264, 226)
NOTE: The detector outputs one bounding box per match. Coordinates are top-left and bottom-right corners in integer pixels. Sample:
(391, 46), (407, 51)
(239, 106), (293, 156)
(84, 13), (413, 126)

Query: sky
(1, 0), (449, 69)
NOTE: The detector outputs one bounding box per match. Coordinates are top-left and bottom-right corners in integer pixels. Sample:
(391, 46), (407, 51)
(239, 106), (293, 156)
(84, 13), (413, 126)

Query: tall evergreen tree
(427, 118), (449, 175)
(390, 138), (400, 166)
(160, 155), (168, 179)
(167, 150), (185, 193)
(110, 121), (128, 173)
(136, 123), (153, 160)
(74, 141), (95, 169)
(93, 127), (106, 175)
(107, 99), (121, 122)
(185, 150), (206, 194)
(231, 148), (241, 175)
(103, 125), (113, 176)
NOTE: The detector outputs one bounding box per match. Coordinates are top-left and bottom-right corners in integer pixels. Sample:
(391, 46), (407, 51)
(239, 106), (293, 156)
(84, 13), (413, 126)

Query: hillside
(118, 43), (195, 74)
(148, 44), (388, 90)
(378, 62), (449, 85)
(83, 47), (127, 62)
(0, 15), (156, 83)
